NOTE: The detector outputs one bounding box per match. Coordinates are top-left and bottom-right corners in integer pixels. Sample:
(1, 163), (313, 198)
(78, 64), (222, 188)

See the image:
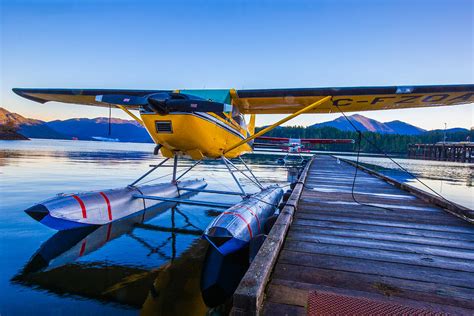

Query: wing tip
(12, 88), (48, 104)
(12, 88), (22, 96)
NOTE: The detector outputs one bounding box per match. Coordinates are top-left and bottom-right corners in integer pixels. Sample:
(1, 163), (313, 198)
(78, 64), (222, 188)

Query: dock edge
(231, 156), (315, 316)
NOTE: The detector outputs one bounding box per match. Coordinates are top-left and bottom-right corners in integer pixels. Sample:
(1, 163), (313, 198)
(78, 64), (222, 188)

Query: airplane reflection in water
(12, 195), (222, 314)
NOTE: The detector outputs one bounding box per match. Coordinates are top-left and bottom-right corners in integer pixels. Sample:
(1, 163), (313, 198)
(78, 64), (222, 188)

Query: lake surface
(0, 139), (472, 315)
(0, 139), (290, 315)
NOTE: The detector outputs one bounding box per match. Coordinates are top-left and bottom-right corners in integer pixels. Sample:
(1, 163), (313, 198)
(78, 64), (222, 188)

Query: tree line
(256, 126), (474, 154)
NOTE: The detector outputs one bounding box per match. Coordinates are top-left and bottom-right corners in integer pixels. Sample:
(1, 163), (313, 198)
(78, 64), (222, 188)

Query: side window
(233, 114), (242, 125)
(231, 107), (246, 129)
(236, 114), (246, 129)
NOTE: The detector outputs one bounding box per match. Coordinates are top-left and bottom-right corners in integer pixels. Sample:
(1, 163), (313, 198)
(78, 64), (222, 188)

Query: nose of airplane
(25, 204), (49, 222)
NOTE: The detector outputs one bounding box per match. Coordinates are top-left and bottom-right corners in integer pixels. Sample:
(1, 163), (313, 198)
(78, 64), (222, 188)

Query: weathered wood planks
(232, 155), (474, 315)
(262, 155), (474, 315)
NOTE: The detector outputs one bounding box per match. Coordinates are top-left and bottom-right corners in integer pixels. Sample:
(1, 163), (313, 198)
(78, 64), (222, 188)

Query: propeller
(95, 92), (232, 115)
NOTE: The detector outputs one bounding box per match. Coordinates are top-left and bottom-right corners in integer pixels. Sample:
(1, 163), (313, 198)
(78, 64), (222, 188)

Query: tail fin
(248, 114), (256, 135)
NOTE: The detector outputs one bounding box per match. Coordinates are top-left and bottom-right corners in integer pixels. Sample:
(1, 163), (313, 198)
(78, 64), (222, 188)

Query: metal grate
(155, 121), (172, 133)
(307, 291), (444, 315)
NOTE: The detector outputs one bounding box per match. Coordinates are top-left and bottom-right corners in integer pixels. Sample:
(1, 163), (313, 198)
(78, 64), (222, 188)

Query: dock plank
(260, 155), (474, 314)
(278, 250), (474, 287)
(289, 225), (474, 250)
(283, 239), (474, 273)
(292, 218), (474, 241)
(286, 231), (474, 259)
(272, 262), (474, 308)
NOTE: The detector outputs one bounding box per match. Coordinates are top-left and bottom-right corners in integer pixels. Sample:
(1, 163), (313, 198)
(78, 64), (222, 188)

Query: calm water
(1, 140), (472, 315)
(0, 139), (289, 316)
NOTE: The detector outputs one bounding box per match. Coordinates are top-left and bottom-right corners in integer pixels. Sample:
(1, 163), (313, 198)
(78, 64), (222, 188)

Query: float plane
(13, 85), (474, 256)
(256, 136), (354, 163)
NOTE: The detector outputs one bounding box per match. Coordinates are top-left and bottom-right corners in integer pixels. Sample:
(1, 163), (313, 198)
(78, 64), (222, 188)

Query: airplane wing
(13, 84), (474, 114)
(300, 138), (354, 144)
(233, 84), (474, 114)
(256, 136), (290, 142)
(12, 88), (171, 109)
(257, 136), (354, 144)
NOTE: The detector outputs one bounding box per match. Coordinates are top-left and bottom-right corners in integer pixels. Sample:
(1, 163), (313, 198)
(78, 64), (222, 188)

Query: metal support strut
(129, 158), (170, 187)
(222, 157), (247, 196)
(172, 154), (178, 183)
(176, 159), (202, 181)
(239, 157), (264, 188)
(225, 158), (263, 189)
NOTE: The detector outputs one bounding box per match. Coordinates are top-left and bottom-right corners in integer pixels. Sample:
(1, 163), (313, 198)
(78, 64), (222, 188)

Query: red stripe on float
(72, 195), (87, 219)
(243, 206), (261, 233)
(106, 223), (112, 242)
(79, 240), (86, 256)
(99, 192), (112, 221)
(223, 211), (253, 239)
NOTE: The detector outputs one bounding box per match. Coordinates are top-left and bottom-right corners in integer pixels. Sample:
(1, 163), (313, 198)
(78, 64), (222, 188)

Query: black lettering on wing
(333, 98), (353, 106)
(422, 94), (449, 103)
(396, 95), (422, 104)
(370, 96), (396, 105)
(448, 93), (474, 103)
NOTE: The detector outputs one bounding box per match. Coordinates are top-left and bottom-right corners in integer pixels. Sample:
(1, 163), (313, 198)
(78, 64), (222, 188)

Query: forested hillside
(258, 126), (474, 154)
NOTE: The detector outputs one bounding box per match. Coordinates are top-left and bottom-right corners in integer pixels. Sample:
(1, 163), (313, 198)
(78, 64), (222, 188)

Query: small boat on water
(91, 136), (120, 142)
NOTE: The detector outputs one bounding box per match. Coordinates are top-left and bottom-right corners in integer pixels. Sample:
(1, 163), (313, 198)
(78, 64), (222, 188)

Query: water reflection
(141, 240), (210, 316)
(0, 148), (153, 165)
(12, 197), (215, 312)
(1, 139), (293, 315)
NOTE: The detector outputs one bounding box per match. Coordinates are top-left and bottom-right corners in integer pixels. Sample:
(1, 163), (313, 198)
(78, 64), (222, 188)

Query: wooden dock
(232, 155), (474, 315)
(408, 143), (474, 163)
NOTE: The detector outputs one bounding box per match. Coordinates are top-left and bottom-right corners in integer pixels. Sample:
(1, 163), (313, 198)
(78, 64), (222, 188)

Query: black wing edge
(12, 88), (172, 104)
(236, 84), (474, 98)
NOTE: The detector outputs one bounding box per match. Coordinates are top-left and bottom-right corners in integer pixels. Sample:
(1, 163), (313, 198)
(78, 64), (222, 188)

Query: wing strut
(116, 105), (144, 126)
(224, 95), (332, 154)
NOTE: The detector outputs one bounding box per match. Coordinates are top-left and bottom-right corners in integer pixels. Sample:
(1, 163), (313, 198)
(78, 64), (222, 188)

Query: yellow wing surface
(13, 84), (474, 114)
(233, 85), (474, 114)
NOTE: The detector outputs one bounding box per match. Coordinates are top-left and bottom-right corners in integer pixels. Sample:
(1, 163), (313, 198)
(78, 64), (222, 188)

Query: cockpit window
(233, 113), (242, 125)
(233, 114), (246, 129)
(231, 107), (246, 129)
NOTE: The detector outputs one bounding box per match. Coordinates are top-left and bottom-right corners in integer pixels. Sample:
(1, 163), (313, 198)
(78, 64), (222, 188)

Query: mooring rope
(335, 104), (460, 211)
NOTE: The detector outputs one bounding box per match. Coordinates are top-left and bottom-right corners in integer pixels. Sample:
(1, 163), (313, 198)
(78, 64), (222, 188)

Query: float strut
(225, 158), (262, 189)
(133, 195), (233, 209)
(222, 157), (247, 196)
(129, 158), (170, 187)
(176, 160), (202, 181)
(178, 187), (244, 196)
(172, 154), (178, 183)
(239, 157), (264, 188)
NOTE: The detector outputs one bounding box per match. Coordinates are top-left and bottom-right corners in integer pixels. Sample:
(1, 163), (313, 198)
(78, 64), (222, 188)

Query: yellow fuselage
(140, 112), (252, 159)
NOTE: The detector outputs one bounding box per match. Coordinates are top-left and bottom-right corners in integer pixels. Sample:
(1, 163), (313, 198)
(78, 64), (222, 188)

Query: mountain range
(310, 114), (428, 135)
(0, 107), (469, 142)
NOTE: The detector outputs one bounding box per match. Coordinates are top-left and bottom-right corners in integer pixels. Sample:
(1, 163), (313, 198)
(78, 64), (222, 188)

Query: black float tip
(25, 204), (49, 222)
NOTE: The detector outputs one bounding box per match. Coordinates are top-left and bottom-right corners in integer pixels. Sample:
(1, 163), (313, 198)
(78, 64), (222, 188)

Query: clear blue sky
(1, 0), (473, 129)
